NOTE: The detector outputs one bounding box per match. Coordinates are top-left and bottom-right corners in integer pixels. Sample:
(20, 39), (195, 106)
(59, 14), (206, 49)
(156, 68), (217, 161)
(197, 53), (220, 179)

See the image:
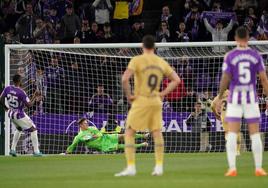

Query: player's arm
(218, 73), (231, 100)
(259, 71), (268, 97)
(0, 88), (8, 111)
(25, 91), (39, 108)
(122, 69), (135, 103)
(160, 71), (181, 98)
(211, 96), (221, 120)
(66, 134), (81, 154)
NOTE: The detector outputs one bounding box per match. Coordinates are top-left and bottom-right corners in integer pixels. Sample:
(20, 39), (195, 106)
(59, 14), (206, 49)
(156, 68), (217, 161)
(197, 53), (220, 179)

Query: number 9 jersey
(127, 53), (173, 107)
(126, 53), (173, 131)
(222, 47), (266, 124)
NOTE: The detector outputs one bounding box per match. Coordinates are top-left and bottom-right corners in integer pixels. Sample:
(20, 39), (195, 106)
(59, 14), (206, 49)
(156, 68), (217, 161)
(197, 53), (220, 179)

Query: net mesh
(6, 43), (268, 154)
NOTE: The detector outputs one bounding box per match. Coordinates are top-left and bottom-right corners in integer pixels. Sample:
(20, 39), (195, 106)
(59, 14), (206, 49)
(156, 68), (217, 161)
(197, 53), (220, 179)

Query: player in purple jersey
(0, 74), (42, 157)
(216, 27), (268, 176)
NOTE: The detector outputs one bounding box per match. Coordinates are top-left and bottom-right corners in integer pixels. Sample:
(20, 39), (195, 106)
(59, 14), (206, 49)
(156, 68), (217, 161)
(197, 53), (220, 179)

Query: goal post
(4, 41), (268, 155)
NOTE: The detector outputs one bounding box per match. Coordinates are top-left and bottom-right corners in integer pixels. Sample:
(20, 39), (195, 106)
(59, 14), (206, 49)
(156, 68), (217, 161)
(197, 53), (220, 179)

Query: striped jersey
(222, 47), (265, 105)
(0, 85), (30, 119)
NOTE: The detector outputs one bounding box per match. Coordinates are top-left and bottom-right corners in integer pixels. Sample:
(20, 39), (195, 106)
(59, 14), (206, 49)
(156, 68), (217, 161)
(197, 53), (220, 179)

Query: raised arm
(224, 19), (234, 33)
(204, 18), (214, 33)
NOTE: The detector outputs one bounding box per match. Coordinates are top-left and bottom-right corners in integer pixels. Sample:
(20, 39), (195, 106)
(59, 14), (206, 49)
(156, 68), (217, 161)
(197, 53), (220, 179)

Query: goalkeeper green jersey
(66, 127), (119, 153)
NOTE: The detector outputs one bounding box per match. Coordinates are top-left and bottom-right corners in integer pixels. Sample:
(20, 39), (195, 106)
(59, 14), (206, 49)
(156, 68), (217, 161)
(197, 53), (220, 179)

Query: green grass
(0, 153), (268, 188)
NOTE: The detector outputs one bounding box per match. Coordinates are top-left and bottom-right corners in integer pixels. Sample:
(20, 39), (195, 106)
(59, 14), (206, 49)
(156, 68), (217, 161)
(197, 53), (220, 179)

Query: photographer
(186, 102), (212, 152)
(33, 17), (55, 44)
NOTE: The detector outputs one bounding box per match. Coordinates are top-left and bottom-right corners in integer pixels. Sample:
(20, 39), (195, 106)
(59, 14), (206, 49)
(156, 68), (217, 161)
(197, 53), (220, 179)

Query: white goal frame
(4, 41), (268, 155)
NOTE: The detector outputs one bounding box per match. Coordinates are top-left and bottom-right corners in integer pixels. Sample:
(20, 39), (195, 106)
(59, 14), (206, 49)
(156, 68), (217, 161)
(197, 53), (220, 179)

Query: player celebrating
(115, 35), (180, 176)
(0, 74), (42, 157)
(66, 118), (149, 153)
(216, 27), (268, 176)
(211, 90), (241, 155)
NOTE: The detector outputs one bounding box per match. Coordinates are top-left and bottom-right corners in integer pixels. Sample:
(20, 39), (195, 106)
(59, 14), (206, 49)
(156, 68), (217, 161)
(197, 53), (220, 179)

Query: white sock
(226, 132), (237, 170)
(11, 130), (21, 151)
(251, 133), (263, 169)
(31, 130), (40, 153)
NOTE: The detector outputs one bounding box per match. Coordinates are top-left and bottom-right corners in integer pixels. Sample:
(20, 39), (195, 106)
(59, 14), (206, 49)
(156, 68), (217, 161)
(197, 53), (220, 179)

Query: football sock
(124, 134), (135, 167)
(154, 134), (164, 166)
(31, 130), (40, 153)
(226, 132), (237, 170)
(251, 133), (263, 169)
(11, 130), (21, 151)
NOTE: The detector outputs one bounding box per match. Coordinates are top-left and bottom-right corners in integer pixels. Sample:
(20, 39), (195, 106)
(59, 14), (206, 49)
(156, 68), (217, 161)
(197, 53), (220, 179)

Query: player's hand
(127, 95), (136, 103)
(159, 92), (165, 101)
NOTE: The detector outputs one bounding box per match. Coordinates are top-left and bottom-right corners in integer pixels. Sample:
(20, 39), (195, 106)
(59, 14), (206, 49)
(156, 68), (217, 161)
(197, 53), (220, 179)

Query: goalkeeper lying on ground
(66, 118), (149, 153)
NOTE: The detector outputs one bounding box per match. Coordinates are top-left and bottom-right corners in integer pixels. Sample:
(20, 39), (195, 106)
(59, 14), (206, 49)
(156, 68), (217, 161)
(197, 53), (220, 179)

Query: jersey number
(222, 100), (227, 111)
(7, 94), (19, 108)
(148, 74), (158, 92)
(238, 62), (251, 84)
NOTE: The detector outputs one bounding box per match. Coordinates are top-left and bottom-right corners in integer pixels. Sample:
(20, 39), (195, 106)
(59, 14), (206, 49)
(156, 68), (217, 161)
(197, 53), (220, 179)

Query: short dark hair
(13, 74), (22, 85)
(77, 118), (87, 125)
(142, 35), (155, 49)
(235, 26), (249, 39)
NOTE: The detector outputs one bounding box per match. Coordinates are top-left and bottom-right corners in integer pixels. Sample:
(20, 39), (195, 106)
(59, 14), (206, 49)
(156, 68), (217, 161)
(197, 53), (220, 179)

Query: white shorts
(225, 103), (261, 124)
(11, 114), (36, 131)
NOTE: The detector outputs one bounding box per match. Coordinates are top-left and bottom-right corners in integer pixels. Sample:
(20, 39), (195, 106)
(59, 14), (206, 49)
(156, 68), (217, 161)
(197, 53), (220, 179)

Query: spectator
(45, 6), (61, 31)
(1, 0), (16, 30)
(88, 21), (103, 43)
(186, 101), (212, 152)
(233, 0), (258, 11)
(162, 66), (187, 112)
(15, 2), (37, 43)
(75, 19), (91, 43)
(33, 17), (56, 44)
(244, 16), (258, 40)
(92, 0), (113, 25)
(73, 36), (80, 43)
(34, 0), (50, 19)
(113, 0), (131, 42)
(160, 5), (176, 40)
(175, 22), (191, 42)
(257, 10), (268, 40)
(33, 67), (47, 115)
(89, 84), (113, 114)
(178, 55), (193, 90)
(45, 55), (65, 113)
(128, 20), (144, 42)
(156, 21), (170, 42)
(184, 3), (201, 41)
(60, 3), (81, 43)
(15, 0), (26, 15)
(203, 18), (234, 52)
(100, 23), (117, 43)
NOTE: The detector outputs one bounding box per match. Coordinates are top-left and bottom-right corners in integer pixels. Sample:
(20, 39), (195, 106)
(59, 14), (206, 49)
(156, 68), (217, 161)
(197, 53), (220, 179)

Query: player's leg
(225, 121), (240, 176)
(9, 120), (22, 157)
(18, 115), (42, 156)
(151, 129), (164, 176)
(114, 128), (136, 177)
(248, 123), (267, 176)
(225, 103), (243, 176)
(244, 103), (267, 176)
(117, 142), (148, 150)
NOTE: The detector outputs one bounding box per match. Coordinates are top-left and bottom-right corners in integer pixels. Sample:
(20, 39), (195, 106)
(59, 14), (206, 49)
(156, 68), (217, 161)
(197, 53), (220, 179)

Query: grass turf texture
(0, 153), (267, 188)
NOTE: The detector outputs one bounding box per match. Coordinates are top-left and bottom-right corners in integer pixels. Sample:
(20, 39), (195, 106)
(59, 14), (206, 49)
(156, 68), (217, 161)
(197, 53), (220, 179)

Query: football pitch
(0, 153), (267, 188)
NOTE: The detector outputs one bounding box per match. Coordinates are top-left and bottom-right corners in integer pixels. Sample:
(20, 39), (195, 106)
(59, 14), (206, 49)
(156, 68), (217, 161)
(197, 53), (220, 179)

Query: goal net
(4, 42), (268, 155)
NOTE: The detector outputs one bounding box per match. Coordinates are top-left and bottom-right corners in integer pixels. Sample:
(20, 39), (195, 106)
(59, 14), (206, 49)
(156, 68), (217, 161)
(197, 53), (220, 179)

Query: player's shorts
(11, 114), (36, 131)
(225, 102), (261, 124)
(126, 104), (162, 131)
(101, 134), (119, 152)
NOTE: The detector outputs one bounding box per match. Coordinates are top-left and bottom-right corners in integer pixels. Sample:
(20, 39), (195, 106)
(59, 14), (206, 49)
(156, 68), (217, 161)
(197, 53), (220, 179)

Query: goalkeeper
(66, 118), (149, 153)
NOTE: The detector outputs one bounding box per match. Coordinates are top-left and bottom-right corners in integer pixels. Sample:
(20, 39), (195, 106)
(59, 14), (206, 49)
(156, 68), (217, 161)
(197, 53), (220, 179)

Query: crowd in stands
(1, 0), (268, 44)
(1, 0), (268, 117)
